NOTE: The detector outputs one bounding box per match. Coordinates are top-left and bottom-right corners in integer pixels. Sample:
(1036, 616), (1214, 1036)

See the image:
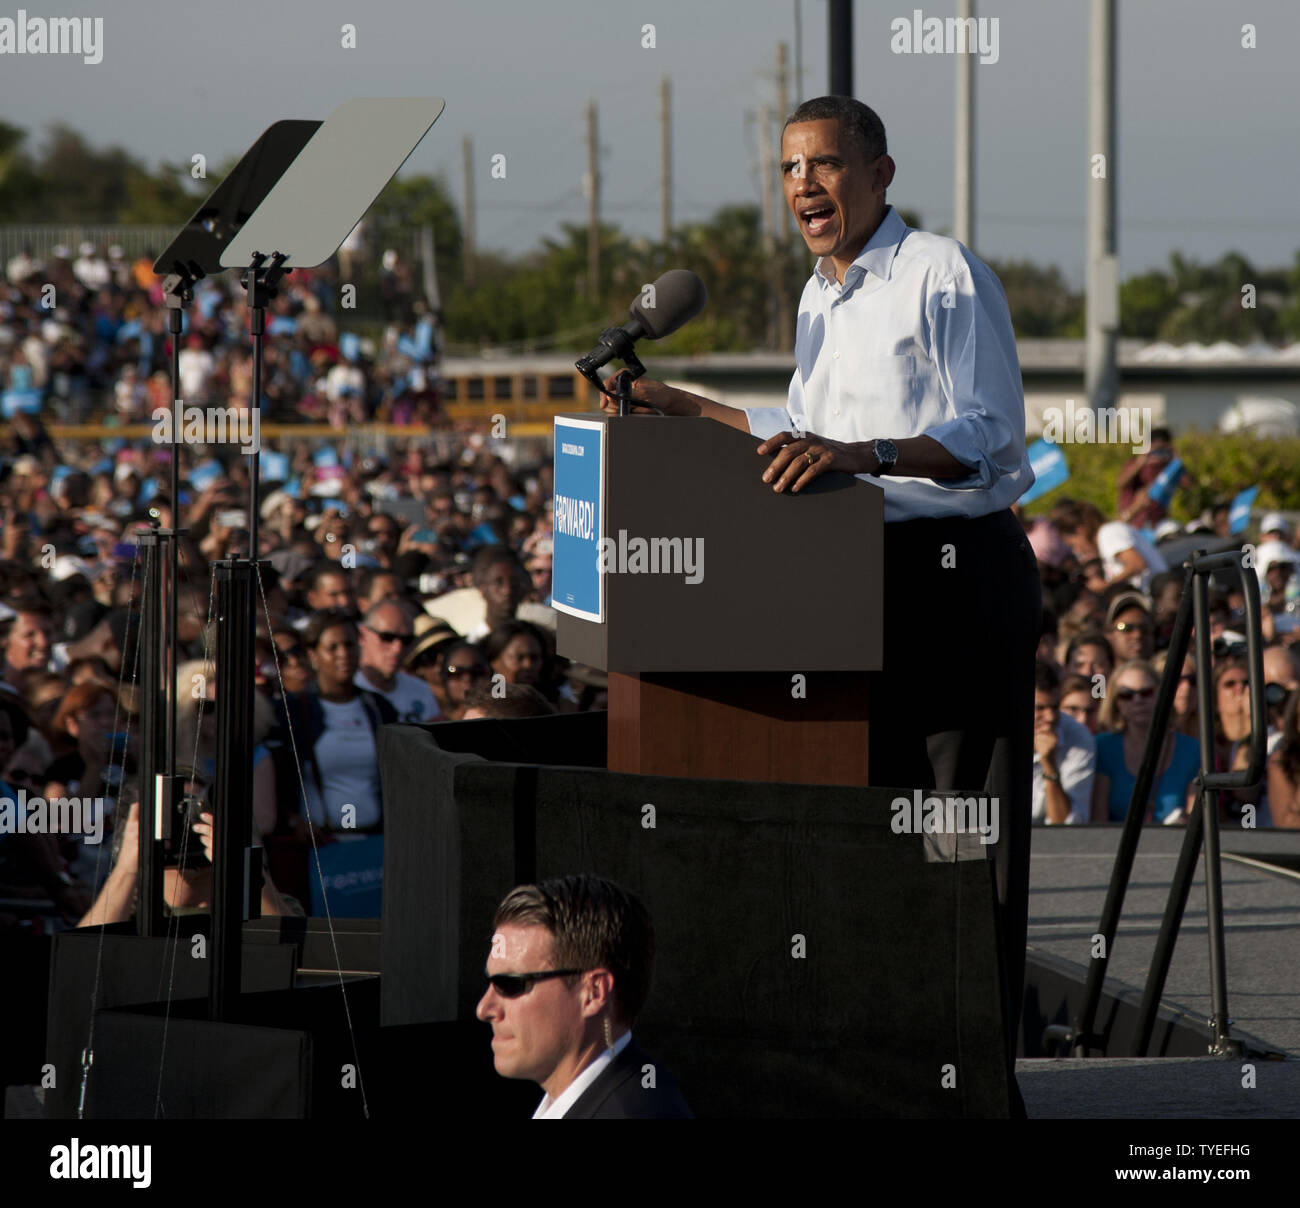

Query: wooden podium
(554, 414), (883, 787)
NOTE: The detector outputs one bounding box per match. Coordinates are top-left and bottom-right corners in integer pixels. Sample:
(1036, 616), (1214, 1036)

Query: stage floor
(1022, 824), (1300, 1118)
(1017, 1056), (1300, 1119)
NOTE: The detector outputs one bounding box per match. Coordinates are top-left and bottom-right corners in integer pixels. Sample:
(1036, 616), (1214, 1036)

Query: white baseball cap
(51, 555), (91, 582)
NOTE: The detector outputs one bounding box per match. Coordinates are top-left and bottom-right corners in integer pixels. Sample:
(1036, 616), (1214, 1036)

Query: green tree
(0, 121), (44, 220)
(368, 173), (464, 298)
(986, 259), (1085, 338)
(1120, 269), (1178, 339)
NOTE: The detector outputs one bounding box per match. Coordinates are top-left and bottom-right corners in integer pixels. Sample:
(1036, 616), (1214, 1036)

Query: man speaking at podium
(601, 96), (1040, 1091)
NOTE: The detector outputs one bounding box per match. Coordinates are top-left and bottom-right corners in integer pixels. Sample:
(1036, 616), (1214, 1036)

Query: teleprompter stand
(48, 101), (446, 1118)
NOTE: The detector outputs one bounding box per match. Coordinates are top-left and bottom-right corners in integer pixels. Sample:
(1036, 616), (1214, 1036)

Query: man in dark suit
(475, 874), (692, 1118)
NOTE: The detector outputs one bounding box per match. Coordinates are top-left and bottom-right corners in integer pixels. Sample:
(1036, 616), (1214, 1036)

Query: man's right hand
(598, 370), (752, 434)
(598, 371), (698, 417)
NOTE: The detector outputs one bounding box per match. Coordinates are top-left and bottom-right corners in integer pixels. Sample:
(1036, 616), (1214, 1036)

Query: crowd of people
(1026, 435), (1300, 830)
(0, 240), (576, 926)
(3, 239), (439, 429)
(0, 405), (592, 925)
(2, 247), (1298, 938)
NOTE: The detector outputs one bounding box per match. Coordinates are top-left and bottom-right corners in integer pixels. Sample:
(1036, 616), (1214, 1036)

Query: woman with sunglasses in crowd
(1213, 654), (1267, 824)
(1092, 659), (1201, 823)
(438, 639), (491, 721)
(402, 618), (461, 717)
(1151, 649), (1199, 739)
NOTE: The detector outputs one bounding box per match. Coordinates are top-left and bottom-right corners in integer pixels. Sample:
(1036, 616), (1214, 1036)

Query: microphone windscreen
(628, 269), (707, 339)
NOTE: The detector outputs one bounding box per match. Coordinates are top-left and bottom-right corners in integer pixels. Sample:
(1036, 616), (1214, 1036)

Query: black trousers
(866, 507), (1041, 1095)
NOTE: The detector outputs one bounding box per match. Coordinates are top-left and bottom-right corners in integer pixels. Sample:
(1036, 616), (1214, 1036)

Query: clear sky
(2, 0), (1297, 285)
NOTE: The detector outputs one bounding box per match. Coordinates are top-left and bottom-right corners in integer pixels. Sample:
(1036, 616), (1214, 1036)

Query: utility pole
(758, 103), (780, 350)
(660, 77), (672, 246)
(954, 0), (974, 249)
(829, 0), (852, 94)
(775, 43), (793, 352)
(587, 100), (600, 300)
(462, 134), (476, 288)
(1086, 0), (1119, 412)
(794, 0), (804, 103)
(776, 42), (792, 244)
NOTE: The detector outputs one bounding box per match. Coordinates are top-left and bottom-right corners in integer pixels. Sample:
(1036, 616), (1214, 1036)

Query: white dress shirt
(1096, 521), (1167, 592)
(533, 1030), (632, 1119)
(1032, 712), (1097, 824)
(743, 205), (1034, 522)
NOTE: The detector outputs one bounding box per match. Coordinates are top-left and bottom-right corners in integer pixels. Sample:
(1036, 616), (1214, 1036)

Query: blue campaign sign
(1146, 457), (1184, 509)
(259, 449), (291, 482)
(189, 460), (224, 490)
(309, 834), (384, 918)
(1229, 486), (1259, 536)
(1018, 439), (1070, 505)
(552, 417), (605, 622)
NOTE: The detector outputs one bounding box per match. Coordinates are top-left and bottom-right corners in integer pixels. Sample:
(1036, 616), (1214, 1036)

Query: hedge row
(1019, 432), (1300, 522)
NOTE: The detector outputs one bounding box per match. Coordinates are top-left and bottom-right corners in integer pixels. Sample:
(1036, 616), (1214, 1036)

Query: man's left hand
(756, 430), (873, 493)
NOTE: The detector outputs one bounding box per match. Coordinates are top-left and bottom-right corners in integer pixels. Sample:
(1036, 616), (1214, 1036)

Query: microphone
(575, 269), (707, 377)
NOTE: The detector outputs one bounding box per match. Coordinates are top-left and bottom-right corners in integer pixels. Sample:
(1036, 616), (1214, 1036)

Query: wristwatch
(872, 438), (899, 476)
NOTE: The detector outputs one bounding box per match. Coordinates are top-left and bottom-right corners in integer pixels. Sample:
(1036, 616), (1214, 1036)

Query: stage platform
(1021, 824), (1300, 1119)
(1018, 1057), (1300, 1119)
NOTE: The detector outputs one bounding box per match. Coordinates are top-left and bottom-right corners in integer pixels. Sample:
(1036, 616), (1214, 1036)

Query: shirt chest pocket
(839, 354), (925, 422)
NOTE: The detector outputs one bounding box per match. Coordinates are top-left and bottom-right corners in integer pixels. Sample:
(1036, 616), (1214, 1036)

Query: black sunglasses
(484, 968), (583, 998)
(366, 627), (412, 645)
(446, 663), (490, 679)
(1116, 686), (1156, 702)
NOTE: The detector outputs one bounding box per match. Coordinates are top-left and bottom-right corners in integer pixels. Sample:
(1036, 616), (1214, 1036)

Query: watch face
(876, 439), (898, 469)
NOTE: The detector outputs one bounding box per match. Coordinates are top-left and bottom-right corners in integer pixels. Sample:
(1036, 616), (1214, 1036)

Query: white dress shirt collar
(532, 1031), (633, 1119)
(814, 204), (908, 291)
(742, 202), (1032, 521)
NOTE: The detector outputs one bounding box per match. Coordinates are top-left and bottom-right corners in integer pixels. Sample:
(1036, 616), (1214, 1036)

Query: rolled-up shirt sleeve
(921, 263), (1028, 492)
(1062, 737), (1096, 825)
(743, 368), (805, 440)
